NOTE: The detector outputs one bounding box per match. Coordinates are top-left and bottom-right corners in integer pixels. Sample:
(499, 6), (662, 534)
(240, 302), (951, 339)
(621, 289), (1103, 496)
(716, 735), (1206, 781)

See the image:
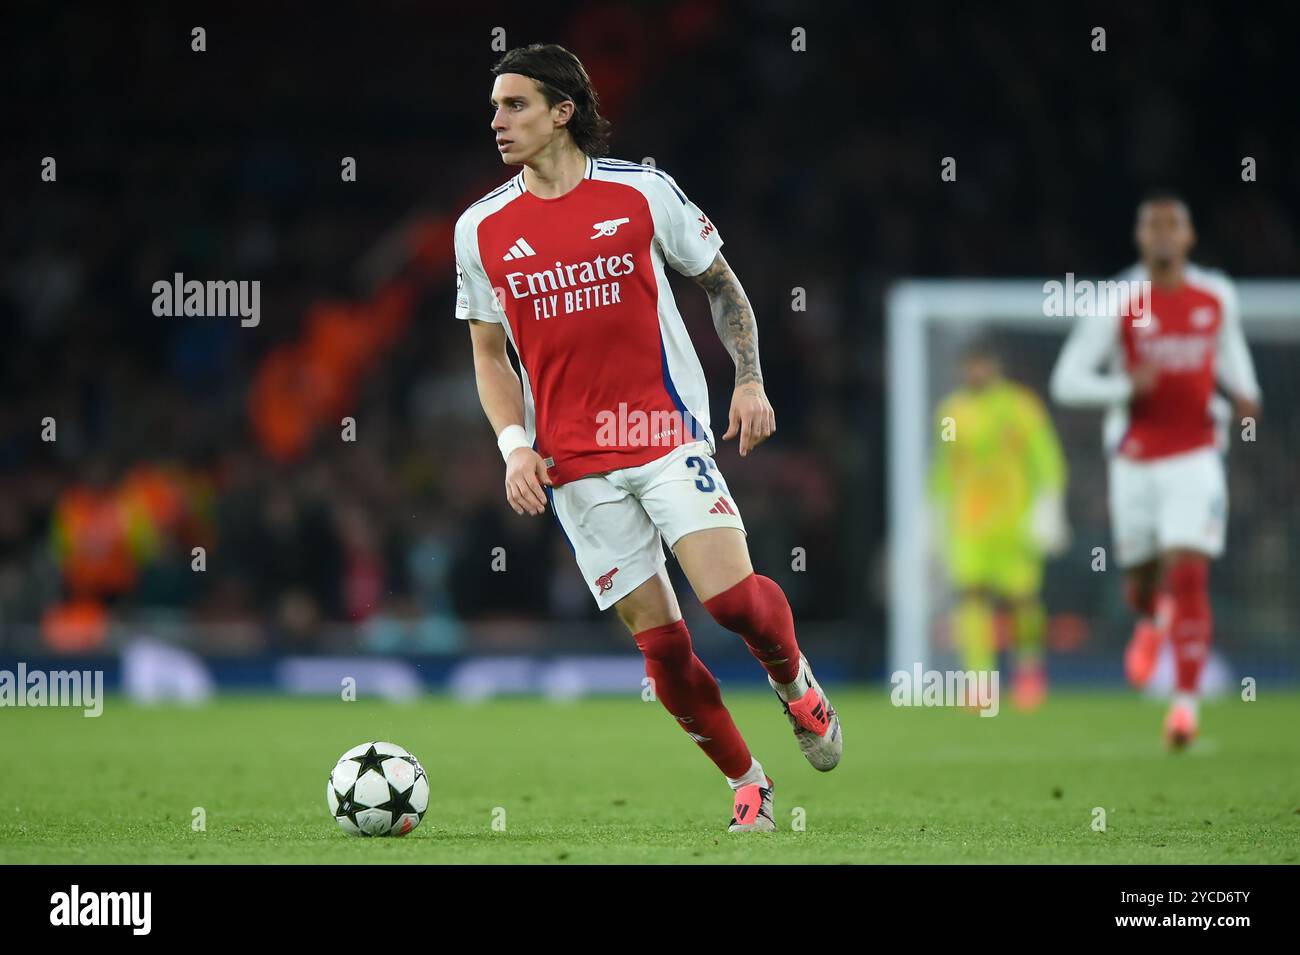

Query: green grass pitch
(2, 689), (1297, 863)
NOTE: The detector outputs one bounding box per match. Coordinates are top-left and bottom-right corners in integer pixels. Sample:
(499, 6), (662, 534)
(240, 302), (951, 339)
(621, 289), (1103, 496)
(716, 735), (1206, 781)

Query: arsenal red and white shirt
(1050, 263), (1262, 460)
(455, 156), (724, 484)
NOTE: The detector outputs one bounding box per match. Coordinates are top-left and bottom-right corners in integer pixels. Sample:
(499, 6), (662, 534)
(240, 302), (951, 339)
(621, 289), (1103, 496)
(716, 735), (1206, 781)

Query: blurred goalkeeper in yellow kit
(929, 340), (1070, 710)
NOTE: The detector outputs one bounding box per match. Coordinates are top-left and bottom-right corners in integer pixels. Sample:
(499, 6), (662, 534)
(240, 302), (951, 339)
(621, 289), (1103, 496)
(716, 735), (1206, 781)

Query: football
(326, 741), (429, 837)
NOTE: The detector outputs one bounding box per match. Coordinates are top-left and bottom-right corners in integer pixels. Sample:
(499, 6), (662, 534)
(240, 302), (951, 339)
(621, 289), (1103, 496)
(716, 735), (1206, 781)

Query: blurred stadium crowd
(2, 4), (1297, 666)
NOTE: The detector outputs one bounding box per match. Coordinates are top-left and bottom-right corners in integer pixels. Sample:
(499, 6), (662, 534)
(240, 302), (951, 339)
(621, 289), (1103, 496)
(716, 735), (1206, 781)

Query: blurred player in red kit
(455, 44), (842, 829)
(1050, 194), (1261, 748)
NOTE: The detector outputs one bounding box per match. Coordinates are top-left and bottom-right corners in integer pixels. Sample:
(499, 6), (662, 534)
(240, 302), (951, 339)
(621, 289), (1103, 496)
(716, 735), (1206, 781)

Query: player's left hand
(723, 381), (775, 456)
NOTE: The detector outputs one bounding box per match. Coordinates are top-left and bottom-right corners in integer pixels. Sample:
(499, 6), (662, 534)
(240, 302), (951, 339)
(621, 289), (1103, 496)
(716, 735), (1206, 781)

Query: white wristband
(496, 424), (531, 463)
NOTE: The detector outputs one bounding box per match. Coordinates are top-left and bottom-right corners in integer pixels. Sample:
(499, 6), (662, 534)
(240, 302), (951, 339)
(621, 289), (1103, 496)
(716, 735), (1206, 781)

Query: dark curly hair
(491, 43), (612, 158)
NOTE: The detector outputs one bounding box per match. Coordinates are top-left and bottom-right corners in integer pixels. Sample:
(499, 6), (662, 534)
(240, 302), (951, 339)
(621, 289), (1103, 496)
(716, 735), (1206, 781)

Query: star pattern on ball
(347, 744), (390, 779)
(332, 781), (363, 831)
(375, 780), (418, 830)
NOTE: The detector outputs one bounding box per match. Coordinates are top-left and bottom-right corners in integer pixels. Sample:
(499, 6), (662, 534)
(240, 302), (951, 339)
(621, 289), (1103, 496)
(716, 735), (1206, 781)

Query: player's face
(962, 355), (1000, 390)
(489, 73), (570, 166)
(1134, 200), (1195, 269)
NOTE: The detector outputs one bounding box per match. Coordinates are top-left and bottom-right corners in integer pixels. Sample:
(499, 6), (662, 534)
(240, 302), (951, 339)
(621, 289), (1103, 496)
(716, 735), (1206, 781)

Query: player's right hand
(504, 448), (552, 516)
(1129, 361), (1159, 397)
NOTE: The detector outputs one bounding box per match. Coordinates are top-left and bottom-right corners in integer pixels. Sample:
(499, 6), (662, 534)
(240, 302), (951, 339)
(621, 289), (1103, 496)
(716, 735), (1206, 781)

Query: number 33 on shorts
(635, 442), (745, 551)
(681, 449), (743, 519)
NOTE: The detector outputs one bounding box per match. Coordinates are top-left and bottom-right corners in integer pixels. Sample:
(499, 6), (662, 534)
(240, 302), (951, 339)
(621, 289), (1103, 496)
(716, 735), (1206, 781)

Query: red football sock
(702, 573), (801, 686)
(634, 620), (753, 779)
(1164, 558), (1212, 694)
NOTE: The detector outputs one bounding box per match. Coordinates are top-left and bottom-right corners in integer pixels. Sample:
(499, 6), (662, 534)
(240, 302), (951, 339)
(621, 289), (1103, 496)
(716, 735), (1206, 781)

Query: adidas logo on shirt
(503, 237), (537, 261)
(708, 497), (736, 516)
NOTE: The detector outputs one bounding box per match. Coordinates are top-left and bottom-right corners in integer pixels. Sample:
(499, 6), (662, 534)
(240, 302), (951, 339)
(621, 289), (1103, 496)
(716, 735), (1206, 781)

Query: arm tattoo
(691, 252), (762, 387)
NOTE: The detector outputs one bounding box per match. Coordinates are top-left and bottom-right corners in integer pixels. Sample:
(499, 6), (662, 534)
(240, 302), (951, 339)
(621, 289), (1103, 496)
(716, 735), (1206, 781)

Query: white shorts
(1108, 446), (1227, 568)
(547, 441), (747, 610)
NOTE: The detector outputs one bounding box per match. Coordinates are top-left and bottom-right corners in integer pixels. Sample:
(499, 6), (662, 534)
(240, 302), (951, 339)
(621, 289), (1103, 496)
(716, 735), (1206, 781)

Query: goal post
(886, 279), (1300, 679)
